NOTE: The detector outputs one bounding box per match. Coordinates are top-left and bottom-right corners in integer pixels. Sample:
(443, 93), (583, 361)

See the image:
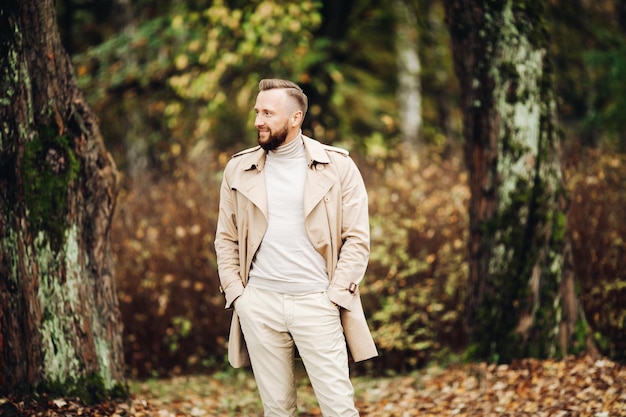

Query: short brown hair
(259, 78), (308, 116)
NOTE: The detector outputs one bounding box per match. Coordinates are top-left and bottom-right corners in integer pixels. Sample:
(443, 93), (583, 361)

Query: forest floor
(3, 354), (625, 416)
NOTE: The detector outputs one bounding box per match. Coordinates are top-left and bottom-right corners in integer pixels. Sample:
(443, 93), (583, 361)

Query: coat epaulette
(232, 145), (261, 158)
(323, 144), (349, 157)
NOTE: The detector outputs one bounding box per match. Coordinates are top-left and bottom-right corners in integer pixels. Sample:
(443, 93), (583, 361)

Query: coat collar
(230, 134), (337, 219)
(233, 134), (331, 173)
(303, 135), (331, 166)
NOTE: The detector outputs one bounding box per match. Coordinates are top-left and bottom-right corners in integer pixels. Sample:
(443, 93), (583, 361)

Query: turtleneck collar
(269, 132), (305, 159)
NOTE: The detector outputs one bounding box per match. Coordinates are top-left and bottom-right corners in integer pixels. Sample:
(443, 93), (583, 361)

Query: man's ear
(291, 110), (303, 127)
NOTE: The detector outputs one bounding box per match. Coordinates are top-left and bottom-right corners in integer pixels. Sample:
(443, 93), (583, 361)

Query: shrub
(359, 150), (469, 371)
(565, 148), (626, 362)
(111, 154), (228, 378)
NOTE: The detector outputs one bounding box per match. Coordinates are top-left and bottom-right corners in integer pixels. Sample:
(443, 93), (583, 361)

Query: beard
(258, 122), (289, 151)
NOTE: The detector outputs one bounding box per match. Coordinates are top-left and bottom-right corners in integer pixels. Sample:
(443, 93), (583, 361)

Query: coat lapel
(231, 148), (268, 220)
(303, 136), (335, 217)
(304, 165), (335, 217)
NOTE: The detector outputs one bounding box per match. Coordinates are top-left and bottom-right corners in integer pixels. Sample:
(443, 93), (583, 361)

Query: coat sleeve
(327, 155), (370, 310)
(214, 162), (245, 309)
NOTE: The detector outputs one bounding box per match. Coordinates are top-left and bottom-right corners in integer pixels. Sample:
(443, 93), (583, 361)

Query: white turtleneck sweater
(247, 135), (329, 295)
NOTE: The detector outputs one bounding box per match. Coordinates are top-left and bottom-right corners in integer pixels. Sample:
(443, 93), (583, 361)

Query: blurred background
(57, 0), (626, 378)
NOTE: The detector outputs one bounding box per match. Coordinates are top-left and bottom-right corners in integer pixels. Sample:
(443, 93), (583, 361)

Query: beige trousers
(235, 286), (359, 417)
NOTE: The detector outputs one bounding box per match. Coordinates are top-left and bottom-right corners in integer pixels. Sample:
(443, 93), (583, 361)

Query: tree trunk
(0, 0), (125, 398)
(444, 0), (588, 362)
(394, 0), (422, 155)
(111, 0), (151, 183)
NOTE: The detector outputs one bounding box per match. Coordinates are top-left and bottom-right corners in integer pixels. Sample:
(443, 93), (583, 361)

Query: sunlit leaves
(170, 0), (321, 101)
(74, 0), (322, 154)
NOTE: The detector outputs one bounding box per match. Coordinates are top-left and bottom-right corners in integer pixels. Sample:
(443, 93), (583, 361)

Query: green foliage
(166, 316), (193, 353)
(70, 0), (421, 170)
(73, 0), (325, 157)
(546, 0), (626, 152)
(22, 126), (80, 250)
(583, 40), (626, 151)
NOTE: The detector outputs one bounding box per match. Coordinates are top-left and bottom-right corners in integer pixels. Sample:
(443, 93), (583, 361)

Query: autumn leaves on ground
(6, 354), (625, 416)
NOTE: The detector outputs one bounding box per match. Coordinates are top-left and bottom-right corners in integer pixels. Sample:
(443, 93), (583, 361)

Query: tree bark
(444, 0), (587, 362)
(0, 0), (125, 397)
(394, 0), (422, 155)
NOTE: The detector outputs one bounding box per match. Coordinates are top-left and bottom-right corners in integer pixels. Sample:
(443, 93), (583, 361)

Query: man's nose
(254, 115), (264, 128)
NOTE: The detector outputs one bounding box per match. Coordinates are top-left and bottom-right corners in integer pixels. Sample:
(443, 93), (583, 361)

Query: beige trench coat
(214, 135), (377, 368)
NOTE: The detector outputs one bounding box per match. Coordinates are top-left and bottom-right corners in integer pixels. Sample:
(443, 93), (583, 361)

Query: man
(215, 78), (377, 416)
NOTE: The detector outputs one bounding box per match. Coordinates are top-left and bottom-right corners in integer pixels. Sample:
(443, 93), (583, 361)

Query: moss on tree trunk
(444, 0), (588, 362)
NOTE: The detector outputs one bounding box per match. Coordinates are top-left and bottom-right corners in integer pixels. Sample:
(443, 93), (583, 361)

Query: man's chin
(257, 129), (286, 151)
(257, 132), (269, 143)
